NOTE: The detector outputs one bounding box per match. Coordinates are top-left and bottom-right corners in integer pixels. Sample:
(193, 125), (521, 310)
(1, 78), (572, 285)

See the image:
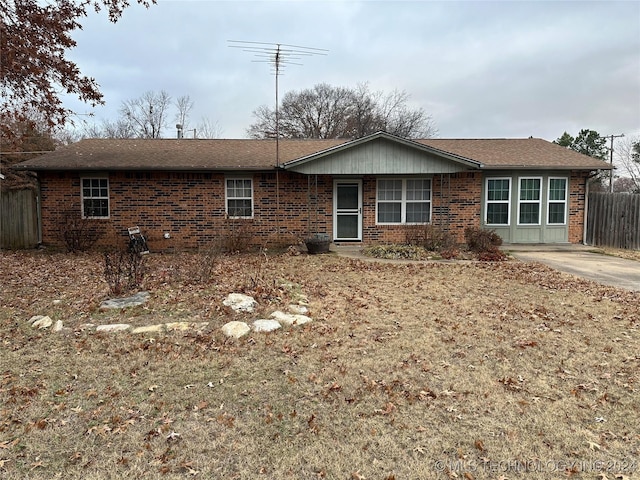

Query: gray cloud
(64, 0), (640, 140)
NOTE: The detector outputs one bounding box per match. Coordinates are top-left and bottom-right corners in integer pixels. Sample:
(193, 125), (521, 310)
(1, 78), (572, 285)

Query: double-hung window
(81, 177), (109, 218)
(518, 177), (542, 225)
(548, 177), (567, 224)
(226, 178), (253, 218)
(377, 178), (431, 224)
(485, 178), (510, 225)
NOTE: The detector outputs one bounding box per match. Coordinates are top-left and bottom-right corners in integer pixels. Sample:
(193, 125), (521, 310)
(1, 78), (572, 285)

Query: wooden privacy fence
(1, 189), (39, 249)
(586, 193), (640, 249)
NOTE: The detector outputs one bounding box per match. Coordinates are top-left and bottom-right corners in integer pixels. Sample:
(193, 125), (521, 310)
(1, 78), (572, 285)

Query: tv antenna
(228, 40), (328, 166)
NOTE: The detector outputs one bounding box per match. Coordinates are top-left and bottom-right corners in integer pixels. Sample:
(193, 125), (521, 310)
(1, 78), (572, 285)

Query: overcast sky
(63, 0), (640, 142)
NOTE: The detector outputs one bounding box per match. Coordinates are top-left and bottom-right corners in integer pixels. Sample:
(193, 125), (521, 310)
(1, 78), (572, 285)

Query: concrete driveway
(507, 245), (640, 292)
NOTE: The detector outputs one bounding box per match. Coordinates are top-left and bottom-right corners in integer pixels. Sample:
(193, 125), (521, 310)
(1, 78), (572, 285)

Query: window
(376, 178), (431, 224)
(485, 178), (510, 225)
(226, 178), (253, 218)
(518, 177), (542, 225)
(81, 177), (109, 218)
(548, 177), (567, 224)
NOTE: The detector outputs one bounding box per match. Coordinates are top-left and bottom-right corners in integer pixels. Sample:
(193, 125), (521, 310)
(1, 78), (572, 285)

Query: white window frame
(375, 178), (432, 225)
(517, 177), (543, 226)
(485, 177), (511, 226)
(225, 177), (253, 219)
(547, 177), (568, 225)
(81, 176), (110, 219)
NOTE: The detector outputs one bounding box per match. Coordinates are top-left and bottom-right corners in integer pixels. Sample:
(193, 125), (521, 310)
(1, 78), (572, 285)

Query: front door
(334, 180), (362, 241)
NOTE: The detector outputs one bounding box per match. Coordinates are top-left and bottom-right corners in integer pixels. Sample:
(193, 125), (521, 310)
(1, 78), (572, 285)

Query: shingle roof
(417, 138), (611, 169)
(14, 135), (610, 172)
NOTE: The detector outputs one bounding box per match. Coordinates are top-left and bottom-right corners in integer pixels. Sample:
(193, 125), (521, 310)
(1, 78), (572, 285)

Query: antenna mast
(228, 40), (328, 166)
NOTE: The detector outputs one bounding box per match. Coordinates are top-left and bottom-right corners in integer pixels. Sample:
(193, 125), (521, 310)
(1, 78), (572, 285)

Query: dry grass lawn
(0, 250), (638, 479)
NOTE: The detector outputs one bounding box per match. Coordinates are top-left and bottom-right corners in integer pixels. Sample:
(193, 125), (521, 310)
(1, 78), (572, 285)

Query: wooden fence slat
(587, 193), (640, 249)
(1, 189), (39, 249)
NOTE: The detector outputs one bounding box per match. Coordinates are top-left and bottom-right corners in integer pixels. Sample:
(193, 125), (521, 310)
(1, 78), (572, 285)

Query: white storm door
(334, 180), (362, 241)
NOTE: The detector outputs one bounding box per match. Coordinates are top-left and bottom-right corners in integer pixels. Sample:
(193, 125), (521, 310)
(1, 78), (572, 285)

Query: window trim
(517, 176), (543, 226)
(225, 177), (254, 219)
(375, 178), (432, 225)
(485, 177), (511, 226)
(547, 176), (568, 225)
(81, 176), (110, 219)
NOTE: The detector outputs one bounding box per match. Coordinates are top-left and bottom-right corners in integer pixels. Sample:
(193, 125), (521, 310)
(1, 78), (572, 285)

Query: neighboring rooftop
(13, 133), (611, 172)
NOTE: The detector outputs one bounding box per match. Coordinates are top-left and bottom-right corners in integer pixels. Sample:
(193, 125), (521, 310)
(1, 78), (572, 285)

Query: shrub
(363, 244), (431, 260)
(405, 225), (457, 252)
(59, 210), (105, 252)
(103, 249), (146, 295)
(221, 217), (252, 253)
(464, 227), (503, 253)
(464, 227), (506, 261)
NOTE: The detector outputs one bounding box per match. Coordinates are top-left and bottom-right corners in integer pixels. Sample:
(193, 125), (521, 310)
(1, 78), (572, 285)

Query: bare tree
(119, 90), (172, 138)
(373, 88), (436, 138)
(174, 95), (194, 133)
(615, 135), (640, 193)
(196, 117), (223, 139)
(82, 119), (135, 139)
(0, 112), (57, 189)
(1, 0), (154, 145)
(247, 82), (437, 139)
(612, 177), (638, 193)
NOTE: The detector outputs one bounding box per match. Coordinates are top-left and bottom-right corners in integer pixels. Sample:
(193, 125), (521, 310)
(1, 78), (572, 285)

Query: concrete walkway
(505, 244), (640, 292)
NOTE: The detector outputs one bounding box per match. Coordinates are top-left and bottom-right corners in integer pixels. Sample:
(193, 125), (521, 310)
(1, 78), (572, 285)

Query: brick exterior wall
(568, 171), (589, 244)
(37, 169), (588, 250)
(39, 170), (334, 250)
(361, 172), (482, 244)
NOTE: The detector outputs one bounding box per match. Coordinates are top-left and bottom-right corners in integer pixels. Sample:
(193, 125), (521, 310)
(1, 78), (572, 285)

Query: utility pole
(608, 133), (625, 192)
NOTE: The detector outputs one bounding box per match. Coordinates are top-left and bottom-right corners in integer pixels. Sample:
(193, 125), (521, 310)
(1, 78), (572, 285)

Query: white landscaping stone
(288, 304), (309, 315)
(270, 310), (312, 327)
(221, 321), (250, 338)
(96, 324), (131, 332)
(131, 324), (164, 334)
(53, 320), (64, 332)
(29, 315), (53, 329)
(223, 293), (258, 313)
(253, 319), (282, 333)
(165, 321), (192, 331)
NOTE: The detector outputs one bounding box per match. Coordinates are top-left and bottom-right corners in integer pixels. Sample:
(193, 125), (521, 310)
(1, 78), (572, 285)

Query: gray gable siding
(286, 138), (473, 175)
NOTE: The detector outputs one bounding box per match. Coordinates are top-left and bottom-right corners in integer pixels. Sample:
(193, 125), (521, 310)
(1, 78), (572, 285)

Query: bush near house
(365, 226), (505, 261)
(464, 227), (506, 261)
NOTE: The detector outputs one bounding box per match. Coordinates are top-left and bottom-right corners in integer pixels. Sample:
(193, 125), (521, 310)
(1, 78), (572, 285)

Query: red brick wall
(37, 169), (587, 250)
(568, 171), (589, 243)
(361, 172), (482, 244)
(38, 170), (335, 250)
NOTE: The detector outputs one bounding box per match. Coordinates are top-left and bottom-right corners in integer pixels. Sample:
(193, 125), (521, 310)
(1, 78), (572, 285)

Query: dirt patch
(0, 251), (638, 479)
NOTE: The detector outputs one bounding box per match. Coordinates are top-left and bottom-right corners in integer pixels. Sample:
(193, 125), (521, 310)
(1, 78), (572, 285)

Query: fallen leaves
(1, 251), (639, 479)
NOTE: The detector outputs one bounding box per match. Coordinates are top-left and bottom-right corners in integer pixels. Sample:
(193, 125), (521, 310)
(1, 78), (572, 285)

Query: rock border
(28, 293), (312, 340)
